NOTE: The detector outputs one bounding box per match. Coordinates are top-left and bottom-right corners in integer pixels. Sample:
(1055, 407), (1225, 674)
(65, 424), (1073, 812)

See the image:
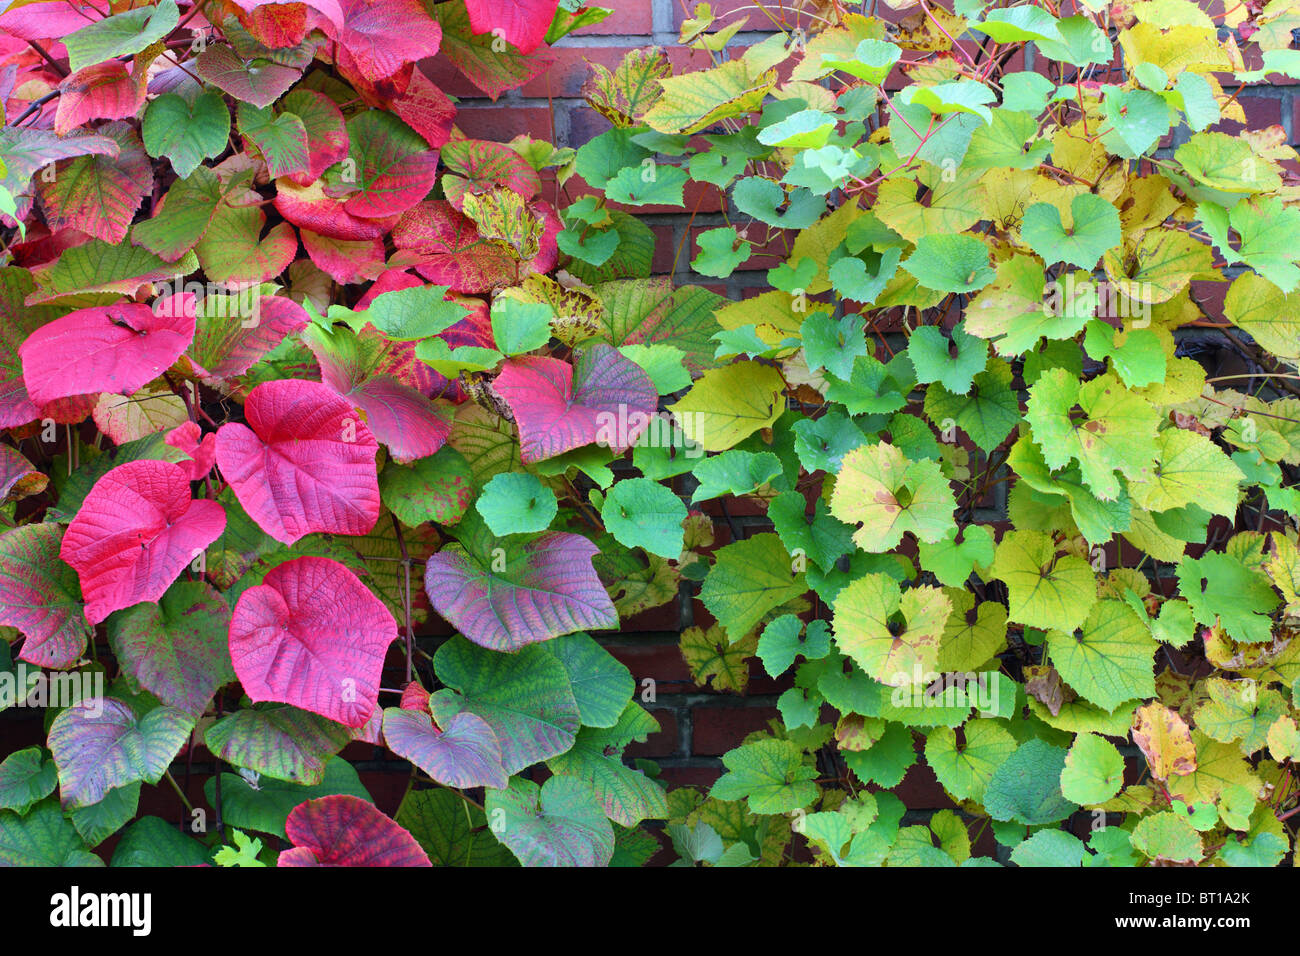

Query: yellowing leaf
(668, 361), (784, 451)
(832, 574), (951, 686)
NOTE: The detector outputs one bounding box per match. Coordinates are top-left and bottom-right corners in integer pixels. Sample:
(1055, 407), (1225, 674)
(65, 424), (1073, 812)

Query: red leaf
(434, 0), (555, 100)
(493, 344), (658, 463)
(229, 556), (396, 727)
(54, 61), (145, 136)
(59, 460), (227, 624)
(300, 229), (386, 284)
(330, 110), (440, 219)
(382, 707), (508, 789)
(214, 379), (381, 544)
(337, 0), (444, 82)
(18, 293), (197, 407)
(399, 681), (430, 711)
(304, 324), (452, 463)
(279, 794), (430, 866)
(196, 44), (304, 109)
(37, 121), (151, 244)
(391, 199), (522, 293)
(440, 138), (540, 210)
(273, 178), (398, 241)
(343, 63), (455, 150)
(165, 421), (217, 481)
(464, 0), (560, 55)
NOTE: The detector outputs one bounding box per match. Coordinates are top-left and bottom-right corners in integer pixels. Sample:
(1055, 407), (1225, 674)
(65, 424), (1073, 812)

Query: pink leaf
(274, 179), (398, 241)
(382, 707), (508, 790)
(493, 343), (657, 463)
(464, 0), (560, 55)
(214, 379), (380, 544)
(279, 794), (430, 866)
(399, 681), (430, 711)
(18, 293), (197, 407)
(300, 229), (386, 284)
(54, 61), (144, 135)
(391, 199), (523, 294)
(424, 525), (618, 650)
(229, 556), (396, 727)
(0, 2), (101, 40)
(59, 460), (227, 624)
(440, 137), (540, 210)
(281, 89), (349, 187)
(337, 0), (443, 82)
(165, 421), (218, 481)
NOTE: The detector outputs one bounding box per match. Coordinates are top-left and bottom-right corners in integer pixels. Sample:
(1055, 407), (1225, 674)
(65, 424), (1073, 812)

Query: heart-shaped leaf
(105, 580), (234, 718)
(19, 294), (196, 407)
(228, 556), (397, 727)
(197, 44), (303, 109)
(424, 515), (618, 651)
(337, 0), (444, 81)
(0, 524), (89, 669)
(431, 634), (580, 773)
(464, 0), (558, 55)
(483, 775), (614, 867)
(382, 708), (508, 789)
(141, 91), (232, 179)
(47, 698), (194, 808)
(54, 61), (145, 136)
(278, 794), (430, 866)
(215, 379), (381, 545)
(204, 705), (353, 785)
(493, 343), (657, 463)
(60, 460), (227, 625)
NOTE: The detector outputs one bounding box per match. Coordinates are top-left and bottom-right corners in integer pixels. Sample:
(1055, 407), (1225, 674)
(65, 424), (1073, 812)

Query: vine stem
(164, 770), (194, 814)
(391, 514), (415, 686)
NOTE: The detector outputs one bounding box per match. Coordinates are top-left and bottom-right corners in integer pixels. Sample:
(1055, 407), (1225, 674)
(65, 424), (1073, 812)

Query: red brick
(1214, 92), (1282, 134)
(670, 0), (817, 32)
(887, 757), (958, 811)
(454, 105), (555, 142)
(574, 2), (655, 36)
(520, 46), (630, 98)
(627, 707), (681, 758)
(620, 589), (684, 632)
(603, 638), (693, 684)
(691, 704), (781, 755)
(655, 764), (723, 788)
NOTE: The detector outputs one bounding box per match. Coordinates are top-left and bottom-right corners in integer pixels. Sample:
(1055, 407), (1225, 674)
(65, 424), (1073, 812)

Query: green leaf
(1059, 732), (1125, 804)
(111, 816), (210, 867)
(983, 739), (1078, 825)
(829, 442), (957, 552)
(203, 757), (369, 840)
(605, 162), (688, 207)
(1025, 369), (1160, 500)
(833, 574), (950, 685)
(817, 38), (901, 84)
(925, 718), (1017, 803)
(601, 477), (687, 558)
(691, 226), (753, 277)
(699, 533), (805, 641)
(908, 323), (988, 395)
(1021, 194), (1122, 270)
(710, 739), (818, 814)
(1130, 811), (1203, 863)
(1010, 829), (1085, 867)
(432, 635), (580, 774)
(485, 775), (615, 866)
(142, 91), (231, 179)
(545, 632), (634, 729)
(732, 177), (823, 229)
(1176, 552), (1279, 644)
(0, 747), (57, 815)
(236, 104), (309, 179)
(901, 234), (995, 293)
(379, 446), (474, 527)
(758, 615), (832, 676)
(0, 799), (103, 867)
(64, 0), (179, 74)
(1046, 600), (1157, 711)
(475, 471), (557, 535)
(991, 529), (1097, 633)
(547, 701), (668, 826)
(491, 295), (553, 356)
